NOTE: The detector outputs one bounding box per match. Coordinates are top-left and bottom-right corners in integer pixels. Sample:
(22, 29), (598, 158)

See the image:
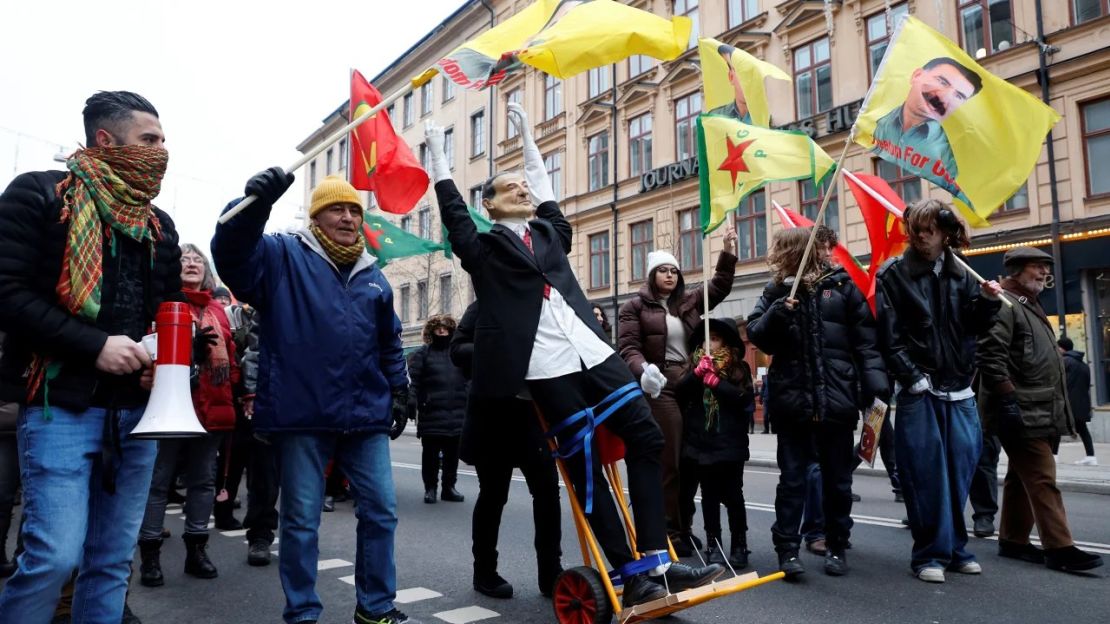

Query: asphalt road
(108, 435), (1110, 623)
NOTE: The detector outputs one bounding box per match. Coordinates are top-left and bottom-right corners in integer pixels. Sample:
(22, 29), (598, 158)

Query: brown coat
(618, 251), (737, 378)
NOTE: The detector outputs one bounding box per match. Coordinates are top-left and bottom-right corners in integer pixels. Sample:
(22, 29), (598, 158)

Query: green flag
(443, 206), (494, 259)
(362, 211), (445, 266)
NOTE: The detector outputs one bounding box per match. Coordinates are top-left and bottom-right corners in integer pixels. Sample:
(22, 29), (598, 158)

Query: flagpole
(218, 72), (435, 224)
(787, 137), (851, 302)
(703, 233), (712, 349)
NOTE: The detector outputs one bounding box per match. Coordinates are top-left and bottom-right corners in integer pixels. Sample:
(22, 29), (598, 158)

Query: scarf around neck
(310, 224), (364, 267)
(183, 289), (231, 387)
(692, 345), (735, 431)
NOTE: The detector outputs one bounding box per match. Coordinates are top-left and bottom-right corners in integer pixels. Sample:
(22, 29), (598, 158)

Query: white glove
(640, 363), (666, 399)
(507, 102), (555, 205)
(423, 121), (452, 183)
(908, 376), (930, 395)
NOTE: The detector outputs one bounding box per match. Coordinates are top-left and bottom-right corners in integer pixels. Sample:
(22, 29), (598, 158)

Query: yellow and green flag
(698, 37), (790, 128)
(424, 0), (691, 89)
(853, 15), (1060, 226)
(697, 115), (836, 233)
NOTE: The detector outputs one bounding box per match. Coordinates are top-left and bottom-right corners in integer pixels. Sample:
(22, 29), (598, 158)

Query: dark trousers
(472, 456), (562, 574)
(214, 420), (252, 521)
(0, 436), (19, 562)
(528, 354), (667, 565)
(645, 363), (686, 536)
(421, 435), (461, 492)
(1075, 420), (1095, 457)
(771, 422), (855, 553)
(999, 436), (1074, 549)
(244, 435), (280, 544)
(678, 456), (700, 537)
(696, 461), (747, 542)
(969, 433), (1001, 522)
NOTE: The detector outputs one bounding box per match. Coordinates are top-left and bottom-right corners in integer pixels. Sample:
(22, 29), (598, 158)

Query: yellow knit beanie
(309, 176), (363, 218)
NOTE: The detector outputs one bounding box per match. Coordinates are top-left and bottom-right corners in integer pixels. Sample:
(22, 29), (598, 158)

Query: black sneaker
(1045, 545), (1104, 573)
(824, 550), (848, 576)
(660, 562), (724, 592)
(621, 573), (667, 608)
(998, 539), (1044, 564)
(248, 539), (272, 566)
(423, 489), (437, 504)
(354, 606), (422, 624)
(473, 569), (513, 599)
(441, 487), (465, 502)
(778, 550), (805, 578)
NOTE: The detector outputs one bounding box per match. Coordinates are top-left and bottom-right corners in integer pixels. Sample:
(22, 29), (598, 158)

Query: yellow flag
(698, 37), (790, 129)
(427, 0), (691, 89)
(853, 16), (1060, 226)
(698, 115), (836, 233)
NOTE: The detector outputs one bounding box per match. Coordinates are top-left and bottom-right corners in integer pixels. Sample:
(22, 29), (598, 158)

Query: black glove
(998, 393), (1024, 432)
(192, 326), (219, 365)
(389, 387), (409, 440)
(244, 166), (295, 207)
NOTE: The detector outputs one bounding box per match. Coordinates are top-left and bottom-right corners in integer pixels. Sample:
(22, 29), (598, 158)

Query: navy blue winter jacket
(211, 199), (406, 434)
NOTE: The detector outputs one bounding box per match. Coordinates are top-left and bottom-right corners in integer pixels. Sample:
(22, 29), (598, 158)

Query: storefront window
(1096, 272), (1110, 404)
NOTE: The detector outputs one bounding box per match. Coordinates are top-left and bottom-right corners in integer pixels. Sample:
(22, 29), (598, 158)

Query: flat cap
(1003, 246), (1053, 268)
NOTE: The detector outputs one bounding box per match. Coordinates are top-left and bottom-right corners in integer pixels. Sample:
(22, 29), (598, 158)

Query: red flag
(770, 201), (871, 311)
(843, 171), (909, 311)
(349, 70), (428, 214)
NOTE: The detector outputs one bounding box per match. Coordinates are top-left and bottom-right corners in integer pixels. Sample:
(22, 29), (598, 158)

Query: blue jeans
(0, 405), (157, 624)
(894, 391), (982, 573)
(276, 432), (397, 623)
(800, 463), (824, 543)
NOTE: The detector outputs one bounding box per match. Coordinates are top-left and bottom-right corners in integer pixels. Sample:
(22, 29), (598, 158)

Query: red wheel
(552, 566), (614, 624)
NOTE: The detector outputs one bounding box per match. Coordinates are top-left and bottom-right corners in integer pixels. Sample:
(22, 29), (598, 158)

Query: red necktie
(523, 229), (550, 299)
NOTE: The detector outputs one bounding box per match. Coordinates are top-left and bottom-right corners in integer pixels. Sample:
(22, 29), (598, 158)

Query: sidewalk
(746, 432), (1110, 495)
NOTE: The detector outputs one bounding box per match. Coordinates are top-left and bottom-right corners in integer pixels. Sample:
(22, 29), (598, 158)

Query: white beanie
(646, 250), (680, 276)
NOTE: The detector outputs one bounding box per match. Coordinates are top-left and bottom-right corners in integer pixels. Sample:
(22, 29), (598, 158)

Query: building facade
(297, 0), (1110, 436)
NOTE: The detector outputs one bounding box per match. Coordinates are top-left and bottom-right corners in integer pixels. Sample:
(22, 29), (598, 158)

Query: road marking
(339, 575), (355, 585)
(244, 538), (279, 545)
(433, 606), (499, 623)
(221, 529), (248, 537)
(165, 508), (182, 515)
(396, 587), (444, 603)
(318, 558), (353, 571)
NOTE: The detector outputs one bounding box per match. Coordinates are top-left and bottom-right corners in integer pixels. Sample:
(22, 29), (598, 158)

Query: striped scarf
(692, 345), (734, 432)
(310, 224), (364, 266)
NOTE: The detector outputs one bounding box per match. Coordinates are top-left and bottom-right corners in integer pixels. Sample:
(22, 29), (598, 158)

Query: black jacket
(675, 367), (753, 465)
(436, 180), (608, 398)
(408, 339), (469, 438)
(876, 248), (1000, 392)
(1062, 350), (1092, 424)
(746, 268), (887, 429)
(0, 171), (182, 410)
(452, 303), (549, 467)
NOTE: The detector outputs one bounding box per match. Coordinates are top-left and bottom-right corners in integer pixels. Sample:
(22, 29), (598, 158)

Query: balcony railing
(498, 134), (522, 157)
(536, 112), (566, 139)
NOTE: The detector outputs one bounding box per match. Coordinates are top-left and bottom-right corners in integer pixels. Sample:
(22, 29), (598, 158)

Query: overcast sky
(0, 0), (466, 249)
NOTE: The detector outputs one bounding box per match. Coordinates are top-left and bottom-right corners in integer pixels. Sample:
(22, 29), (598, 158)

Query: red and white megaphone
(130, 302), (208, 439)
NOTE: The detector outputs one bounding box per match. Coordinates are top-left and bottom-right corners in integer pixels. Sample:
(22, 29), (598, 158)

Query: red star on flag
(363, 223), (385, 251)
(718, 137), (755, 187)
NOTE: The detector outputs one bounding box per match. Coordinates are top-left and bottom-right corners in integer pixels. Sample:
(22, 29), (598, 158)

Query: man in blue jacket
(212, 173), (413, 624)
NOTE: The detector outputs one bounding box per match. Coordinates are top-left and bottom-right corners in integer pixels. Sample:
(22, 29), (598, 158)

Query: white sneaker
(917, 567), (945, 583)
(954, 561), (982, 574)
(1074, 456), (1098, 466)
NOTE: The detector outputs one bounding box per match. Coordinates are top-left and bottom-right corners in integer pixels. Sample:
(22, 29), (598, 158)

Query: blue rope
(545, 381), (640, 514)
(607, 551), (672, 586)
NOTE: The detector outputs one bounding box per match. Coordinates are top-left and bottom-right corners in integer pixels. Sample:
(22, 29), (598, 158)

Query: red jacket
(183, 289), (240, 432)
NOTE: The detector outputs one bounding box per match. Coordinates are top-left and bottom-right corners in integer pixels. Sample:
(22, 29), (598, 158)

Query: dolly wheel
(552, 566), (614, 624)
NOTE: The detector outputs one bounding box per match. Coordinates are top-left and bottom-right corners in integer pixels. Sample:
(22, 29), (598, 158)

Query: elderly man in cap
(212, 172), (414, 624)
(976, 246), (1103, 574)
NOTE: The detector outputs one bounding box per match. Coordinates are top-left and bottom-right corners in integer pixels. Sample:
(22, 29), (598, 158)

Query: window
(959, 0), (1014, 58)
(418, 206), (432, 239)
(728, 0), (758, 27)
(421, 84), (433, 117)
(630, 220), (654, 282)
(875, 159), (922, 205)
(506, 89), (523, 138)
(439, 274), (453, 315)
(403, 92), (414, 127)
(326, 148), (334, 175)
(544, 151), (564, 201)
(387, 104), (396, 127)
(629, 113), (653, 176)
(470, 185), (483, 210)
(419, 143), (429, 172)
(866, 4), (910, 78)
(589, 232), (610, 288)
(442, 76), (456, 103)
(309, 161), (317, 188)
(999, 183), (1029, 213)
(471, 110), (486, 157)
(677, 209), (702, 271)
(444, 127), (455, 170)
(800, 177), (839, 233)
(675, 0), (699, 49)
(417, 281), (429, 320)
(588, 132), (610, 191)
(1074, 0), (1109, 23)
(338, 138), (348, 172)
(588, 66), (611, 99)
(544, 75), (563, 120)
(400, 215), (413, 232)
(675, 92), (702, 161)
(1082, 98), (1110, 196)
(794, 38), (832, 118)
(629, 55), (655, 78)
(735, 191), (767, 261)
(400, 285), (411, 323)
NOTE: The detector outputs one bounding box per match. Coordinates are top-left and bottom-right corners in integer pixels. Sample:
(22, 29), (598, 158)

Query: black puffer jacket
(676, 365), (753, 465)
(408, 338), (469, 438)
(0, 171), (182, 410)
(746, 268), (887, 429)
(1062, 350), (1092, 424)
(876, 248), (1000, 392)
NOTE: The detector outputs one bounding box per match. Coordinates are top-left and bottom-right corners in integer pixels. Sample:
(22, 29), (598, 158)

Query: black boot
(138, 538), (164, 587)
(473, 563), (513, 599)
(729, 534), (750, 570)
(183, 532), (219, 579)
(704, 534), (726, 566)
(660, 562), (725, 592)
(621, 573), (667, 608)
(424, 489), (437, 504)
(537, 561), (563, 598)
(441, 486), (465, 502)
(778, 549), (805, 579)
(248, 538), (272, 566)
(122, 602), (143, 624)
(213, 502), (243, 530)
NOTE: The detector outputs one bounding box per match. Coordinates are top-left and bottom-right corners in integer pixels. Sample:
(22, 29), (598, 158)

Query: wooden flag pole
(787, 138), (851, 302)
(949, 252), (1013, 308)
(218, 71), (436, 224)
(703, 233), (712, 349)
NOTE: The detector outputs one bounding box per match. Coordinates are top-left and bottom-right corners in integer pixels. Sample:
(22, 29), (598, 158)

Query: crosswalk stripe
(396, 587), (443, 604)
(433, 606), (499, 624)
(317, 559), (352, 571)
(221, 529), (247, 537)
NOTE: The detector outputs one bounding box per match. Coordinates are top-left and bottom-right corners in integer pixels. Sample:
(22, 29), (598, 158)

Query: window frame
(793, 37), (833, 119)
(1082, 97), (1110, 198)
(674, 0), (699, 50)
(799, 177), (839, 234)
(629, 219), (655, 283)
(674, 92), (702, 161)
(544, 151), (564, 202)
(588, 66), (611, 99)
(588, 131), (610, 192)
(958, 0), (1016, 58)
(727, 0), (758, 28)
(866, 4), (910, 81)
(628, 55), (655, 78)
(403, 92), (415, 128)
(399, 285), (411, 324)
(544, 75), (563, 121)
(418, 206), (432, 239)
(325, 147), (334, 176)
(506, 89), (523, 138)
(421, 83), (433, 117)
(1073, 0), (1110, 24)
(589, 231), (611, 289)
(444, 127), (455, 170)
(439, 273), (453, 315)
(629, 112), (653, 177)
(874, 159), (923, 206)
(442, 76), (456, 103)
(338, 138), (348, 172)
(734, 190), (768, 262)
(417, 280), (429, 321)
(471, 109), (486, 158)
(676, 208), (703, 272)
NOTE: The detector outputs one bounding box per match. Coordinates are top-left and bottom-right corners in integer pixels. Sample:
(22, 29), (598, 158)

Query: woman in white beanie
(617, 227), (738, 555)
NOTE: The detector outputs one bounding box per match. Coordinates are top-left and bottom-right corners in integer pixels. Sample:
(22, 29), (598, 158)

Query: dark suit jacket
(435, 180), (607, 398)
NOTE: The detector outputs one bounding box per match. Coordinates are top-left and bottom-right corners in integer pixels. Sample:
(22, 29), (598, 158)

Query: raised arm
(426, 122), (484, 273)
